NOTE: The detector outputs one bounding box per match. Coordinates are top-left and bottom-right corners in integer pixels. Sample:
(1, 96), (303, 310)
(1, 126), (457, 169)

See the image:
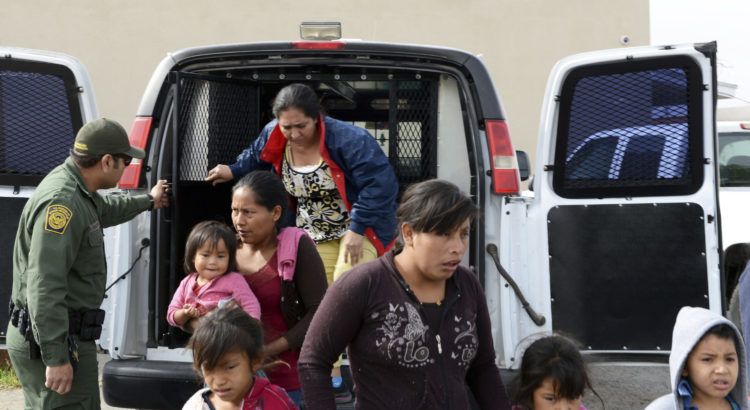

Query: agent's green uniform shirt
(9, 157), (151, 365)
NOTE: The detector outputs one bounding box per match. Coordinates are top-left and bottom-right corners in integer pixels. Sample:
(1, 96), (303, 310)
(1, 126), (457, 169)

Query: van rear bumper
(102, 359), (202, 409)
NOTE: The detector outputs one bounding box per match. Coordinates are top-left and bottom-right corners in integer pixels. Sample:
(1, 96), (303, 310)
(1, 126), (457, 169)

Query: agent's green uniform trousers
(7, 324), (100, 410)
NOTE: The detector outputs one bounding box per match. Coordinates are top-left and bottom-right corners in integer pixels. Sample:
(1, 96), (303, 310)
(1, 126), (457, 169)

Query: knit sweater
(298, 251), (511, 409)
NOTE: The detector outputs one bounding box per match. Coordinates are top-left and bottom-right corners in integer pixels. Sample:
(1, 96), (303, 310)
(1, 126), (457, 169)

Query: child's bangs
(193, 332), (242, 372)
(548, 359), (587, 400)
(199, 229), (224, 251)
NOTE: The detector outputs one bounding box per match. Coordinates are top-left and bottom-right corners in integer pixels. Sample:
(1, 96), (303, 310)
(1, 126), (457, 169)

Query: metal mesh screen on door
(390, 80), (438, 187)
(348, 79), (438, 192)
(176, 75), (259, 182)
(0, 69), (78, 180)
(176, 75), (438, 188)
(556, 66), (697, 194)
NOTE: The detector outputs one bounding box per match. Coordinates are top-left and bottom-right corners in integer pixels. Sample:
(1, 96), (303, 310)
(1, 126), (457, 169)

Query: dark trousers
(6, 323), (100, 410)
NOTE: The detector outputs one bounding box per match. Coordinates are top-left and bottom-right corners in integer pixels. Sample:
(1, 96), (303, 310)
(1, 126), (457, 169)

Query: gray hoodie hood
(647, 306), (748, 409)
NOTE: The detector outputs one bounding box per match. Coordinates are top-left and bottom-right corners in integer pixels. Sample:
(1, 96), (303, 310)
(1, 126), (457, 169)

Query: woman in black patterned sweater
(299, 179), (511, 410)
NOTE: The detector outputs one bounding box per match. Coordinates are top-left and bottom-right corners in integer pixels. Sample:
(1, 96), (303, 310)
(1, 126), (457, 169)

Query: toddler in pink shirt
(167, 221), (260, 331)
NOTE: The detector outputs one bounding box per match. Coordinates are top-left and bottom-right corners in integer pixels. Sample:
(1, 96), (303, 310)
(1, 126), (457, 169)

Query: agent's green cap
(73, 118), (145, 159)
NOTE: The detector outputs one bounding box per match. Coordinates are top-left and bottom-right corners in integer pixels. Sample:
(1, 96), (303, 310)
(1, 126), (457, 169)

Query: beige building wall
(1, 0), (648, 165)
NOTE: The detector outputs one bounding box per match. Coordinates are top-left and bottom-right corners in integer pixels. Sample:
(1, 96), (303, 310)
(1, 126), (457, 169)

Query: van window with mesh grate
(553, 57), (703, 198)
(719, 132), (750, 187)
(0, 62), (82, 186)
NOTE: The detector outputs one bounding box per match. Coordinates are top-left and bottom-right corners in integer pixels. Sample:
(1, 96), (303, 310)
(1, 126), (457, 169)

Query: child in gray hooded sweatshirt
(646, 306), (749, 410)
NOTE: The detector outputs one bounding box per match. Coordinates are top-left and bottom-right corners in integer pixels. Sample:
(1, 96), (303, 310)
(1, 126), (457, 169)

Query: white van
(717, 121), (750, 296)
(0, 46), (98, 341)
(0, 37), (722, 409)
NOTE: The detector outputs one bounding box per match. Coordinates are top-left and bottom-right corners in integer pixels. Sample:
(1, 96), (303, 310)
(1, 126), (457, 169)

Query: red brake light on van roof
(740, 123), (750, 130)
(291, 41), (345, 50)
(485, 120), (520, 195)
(118, 116), (152, 189)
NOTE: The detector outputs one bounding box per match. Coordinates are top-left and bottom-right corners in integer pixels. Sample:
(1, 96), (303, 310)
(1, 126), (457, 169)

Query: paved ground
(585, 362), (670, 409)
(0, 355), (670, 410)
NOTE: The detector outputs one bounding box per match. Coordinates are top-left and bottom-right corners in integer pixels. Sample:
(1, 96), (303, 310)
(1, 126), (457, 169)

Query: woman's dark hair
(188, 302), (264, 374)
(512, 335), (600, 409)
(184, 220), (238, 275)
(395, 179), (477, 249)
(232, 171), (288, 229)
(272, 83), (321, 119)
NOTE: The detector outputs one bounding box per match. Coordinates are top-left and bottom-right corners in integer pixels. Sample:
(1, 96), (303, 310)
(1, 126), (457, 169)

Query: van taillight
(485, 120), (520, 195)
(291, 41), (345, 50)
(118, 116), (152, 189)
(741, 123), (750, 130)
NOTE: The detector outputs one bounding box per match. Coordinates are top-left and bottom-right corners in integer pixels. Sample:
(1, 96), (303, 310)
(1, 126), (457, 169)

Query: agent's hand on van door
(45, 363), (73, 395)
(343, 230), (364, 266)
(150, 179), (171, 209)
(205, 164), (233, 185)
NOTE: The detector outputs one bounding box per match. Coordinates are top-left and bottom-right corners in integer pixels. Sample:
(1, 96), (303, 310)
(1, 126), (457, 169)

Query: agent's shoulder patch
(45, 204), (73, 235)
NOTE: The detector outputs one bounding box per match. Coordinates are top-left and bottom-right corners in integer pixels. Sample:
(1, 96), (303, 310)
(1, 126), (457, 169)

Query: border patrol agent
(6, 118), (170, 409)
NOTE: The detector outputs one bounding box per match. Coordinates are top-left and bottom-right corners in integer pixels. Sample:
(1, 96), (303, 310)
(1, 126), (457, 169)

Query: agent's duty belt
(9, 300), (106, 369)
(68, 308), (106, 341)
(8, 300), (40, 359)
(9, 300), (105, 342)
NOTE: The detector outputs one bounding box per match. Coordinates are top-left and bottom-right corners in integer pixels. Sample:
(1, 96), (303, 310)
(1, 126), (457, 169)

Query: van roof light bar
(300, 22), (342, 41)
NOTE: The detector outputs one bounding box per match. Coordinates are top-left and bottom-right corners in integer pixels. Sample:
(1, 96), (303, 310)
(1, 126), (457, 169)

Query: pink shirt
(167, 272), (261, 327)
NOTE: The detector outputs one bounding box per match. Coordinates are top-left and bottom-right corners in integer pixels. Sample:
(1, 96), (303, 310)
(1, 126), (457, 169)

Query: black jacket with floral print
(299, 250), (511, 409)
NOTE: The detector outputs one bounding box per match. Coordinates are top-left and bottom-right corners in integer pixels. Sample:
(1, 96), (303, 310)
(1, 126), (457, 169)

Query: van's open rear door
(531, 43), (719, 354)
(0, 48), (97, 345)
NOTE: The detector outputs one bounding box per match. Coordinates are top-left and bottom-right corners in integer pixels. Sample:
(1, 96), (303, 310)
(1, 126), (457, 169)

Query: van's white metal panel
(720, 189), (750, 248)
(528, 44), (720, 352)
(0, 186), (35, 197)
(146, 346), (192, 362)
(479, 129), (507, 367)
(436, 75), (470, 193)
(102, 210), (152, 358)
(498, 196), (551, 369)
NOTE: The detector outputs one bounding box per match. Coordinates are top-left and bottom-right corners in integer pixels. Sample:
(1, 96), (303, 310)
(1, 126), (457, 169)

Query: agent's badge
(45, 204), (73, 235)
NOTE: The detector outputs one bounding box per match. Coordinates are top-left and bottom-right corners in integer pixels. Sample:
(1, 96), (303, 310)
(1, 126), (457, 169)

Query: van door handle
(486, 243), (546, 326)
(161, 186), (173, 223)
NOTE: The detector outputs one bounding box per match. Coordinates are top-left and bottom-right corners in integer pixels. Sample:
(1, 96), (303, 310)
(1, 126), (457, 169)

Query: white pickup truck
(717, 121), (750, 297)
(0, 36), (723, 409)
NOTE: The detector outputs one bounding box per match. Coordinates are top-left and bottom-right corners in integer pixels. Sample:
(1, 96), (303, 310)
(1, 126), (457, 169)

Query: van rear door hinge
(544, 164), (555, 172)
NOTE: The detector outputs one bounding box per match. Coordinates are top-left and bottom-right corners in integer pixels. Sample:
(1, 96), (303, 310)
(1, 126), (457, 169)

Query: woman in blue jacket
(206, 83), (398, 283)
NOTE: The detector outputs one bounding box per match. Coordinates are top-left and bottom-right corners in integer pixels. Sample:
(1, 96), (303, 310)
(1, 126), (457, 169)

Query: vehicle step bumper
(102, 359), (202, 409)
